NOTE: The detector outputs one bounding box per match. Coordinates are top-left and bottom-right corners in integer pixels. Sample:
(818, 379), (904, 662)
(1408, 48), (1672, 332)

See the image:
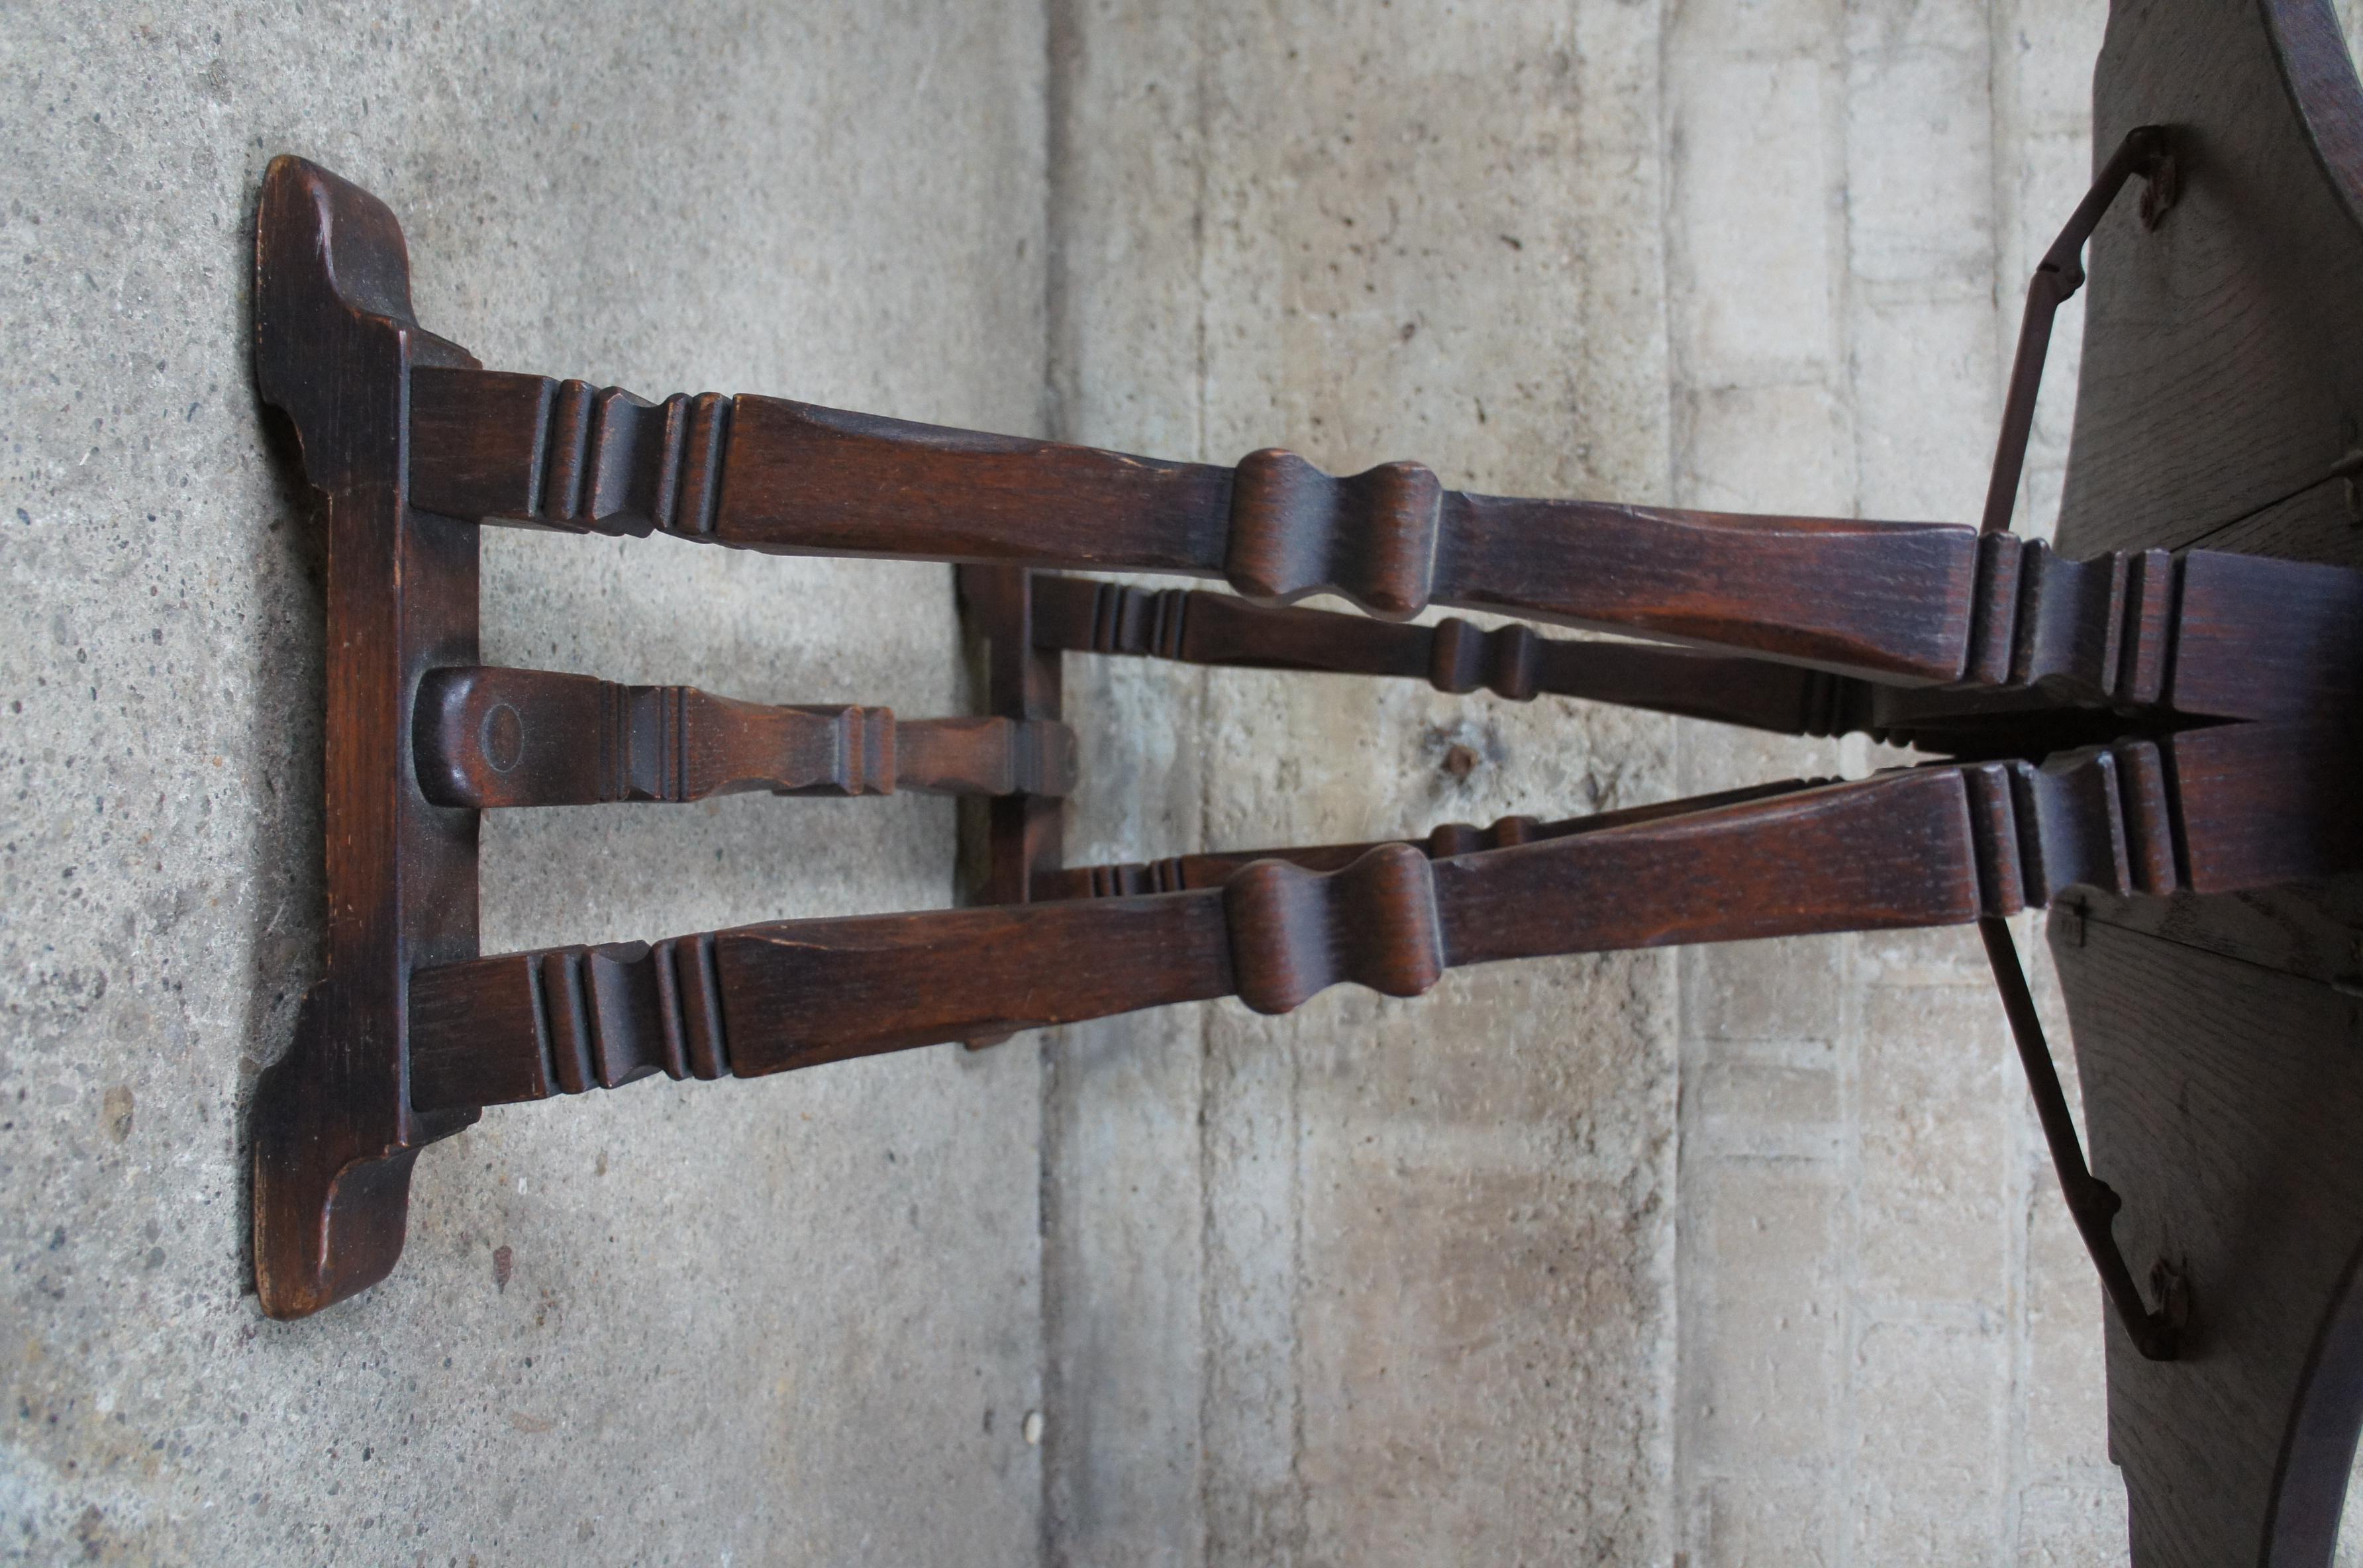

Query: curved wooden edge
(252, 990), (428, 1320)
(2060, 911), (2363, 1567)
(2267, 1235), (2363, 1562)
(249, 156), (481, 1320)
(2268, 0), (2363, 236)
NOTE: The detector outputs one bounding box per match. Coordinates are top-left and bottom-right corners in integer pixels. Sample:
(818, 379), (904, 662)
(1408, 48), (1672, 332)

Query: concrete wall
(1664, 0), (2129, 1559)
(1, 5), (1046, 1563)
(1042, 5), (1680, 1563)
(1040, 1), (2134, 1564)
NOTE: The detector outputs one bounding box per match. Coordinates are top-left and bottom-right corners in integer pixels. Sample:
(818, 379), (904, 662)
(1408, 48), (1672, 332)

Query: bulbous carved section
(1426, 617), (1540, 699)
(1221, 842), (1445, 1016)
(1223, 449), (1444, 619)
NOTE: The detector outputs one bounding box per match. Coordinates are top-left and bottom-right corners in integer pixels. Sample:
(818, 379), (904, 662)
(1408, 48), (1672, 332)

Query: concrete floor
(3, 5), (1046, 1563)
(26, 1), (2363, 1564)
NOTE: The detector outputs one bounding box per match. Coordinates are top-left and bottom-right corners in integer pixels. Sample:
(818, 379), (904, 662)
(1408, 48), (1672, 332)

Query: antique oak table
(246, 1), (2363, 1560)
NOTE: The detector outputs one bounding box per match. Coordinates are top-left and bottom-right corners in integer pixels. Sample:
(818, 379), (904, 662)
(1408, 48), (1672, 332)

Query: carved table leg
(1027, 575), (1872, 734)
(1032, 779), (1828, 901)
(408, 363), (2005, 683)
(407, 725), (2362, 1113)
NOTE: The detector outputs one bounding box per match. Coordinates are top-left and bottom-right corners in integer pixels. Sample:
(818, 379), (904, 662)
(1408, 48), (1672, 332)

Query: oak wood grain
(411, 368), (1991, 683)
(2052, 1), (2363, 1557)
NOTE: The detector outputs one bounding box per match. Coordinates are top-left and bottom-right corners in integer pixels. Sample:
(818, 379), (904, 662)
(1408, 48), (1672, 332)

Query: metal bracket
(1978, 125), (2182, 1359)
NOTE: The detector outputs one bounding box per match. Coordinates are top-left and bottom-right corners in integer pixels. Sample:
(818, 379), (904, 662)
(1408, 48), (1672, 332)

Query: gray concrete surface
(1, 5), (1046, 1563)
(1040, 0), (2140, 1564)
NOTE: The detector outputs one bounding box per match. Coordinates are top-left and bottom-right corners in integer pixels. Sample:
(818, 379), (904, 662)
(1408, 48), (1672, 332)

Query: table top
(2049, 2), (2363, 1561)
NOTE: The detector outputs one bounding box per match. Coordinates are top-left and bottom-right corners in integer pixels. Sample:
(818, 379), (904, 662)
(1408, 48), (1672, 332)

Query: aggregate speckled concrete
(2, 5), (1046, 1563)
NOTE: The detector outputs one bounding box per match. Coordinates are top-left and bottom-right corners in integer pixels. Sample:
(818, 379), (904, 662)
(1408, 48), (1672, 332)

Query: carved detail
(1034, 782), (1834, 903)
(1969, 539), (2184, 708)
(1221, 843), (1446, 1015)
(1223, 449), (1444, 618)
(1030, 575), (1879, 735)
(415, 667), (1071, 806)
(1962, 532), (2026, 687)
(1427, 618), (1540, 699)
(409, 368), (733, 538)
(1076, 858), (1196, 898)
(409, 936), (732, 1112)
(1078, 581), (1192, 657)
(1958, 741), (2182, 916)
(1427, 815), (1540, 857)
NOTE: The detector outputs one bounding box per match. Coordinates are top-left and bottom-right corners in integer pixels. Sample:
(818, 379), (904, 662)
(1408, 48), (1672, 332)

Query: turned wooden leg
(413, 667), (1074, 806)
(1031, 779), (1828, 901)
(404, 721), (2363, 1111)
(1027, 575), (1874, 734)
(409, 362), (1993, 679)
(407, 363), (2363, 717)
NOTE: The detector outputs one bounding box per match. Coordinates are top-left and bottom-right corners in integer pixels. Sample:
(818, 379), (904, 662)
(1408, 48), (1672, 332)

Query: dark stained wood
(410, 366), (1994, 683)
(248, 156), (482, 1321)
(2168, 550), (2363, 723)
(414, 343), (2363, 709)
(2058, 918), (2363, 1567)
(1030, 552), (2363, 740)
(256, 91), (2363, 1543)
(413, 665), (1074, 807)
(408, 729), (2363, 1114)
(2063, 0), (2363, 567)
(959, 565), (1066, 906)
(1029, 574), (1871, 733)
(2052, 0), (2363, 1557)
(1033, 779), (1829, 901)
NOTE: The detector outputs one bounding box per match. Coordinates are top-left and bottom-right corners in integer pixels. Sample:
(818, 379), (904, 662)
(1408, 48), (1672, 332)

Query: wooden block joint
(1960, 740), (2181, 915)
(1087, 581), (1190, 656)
